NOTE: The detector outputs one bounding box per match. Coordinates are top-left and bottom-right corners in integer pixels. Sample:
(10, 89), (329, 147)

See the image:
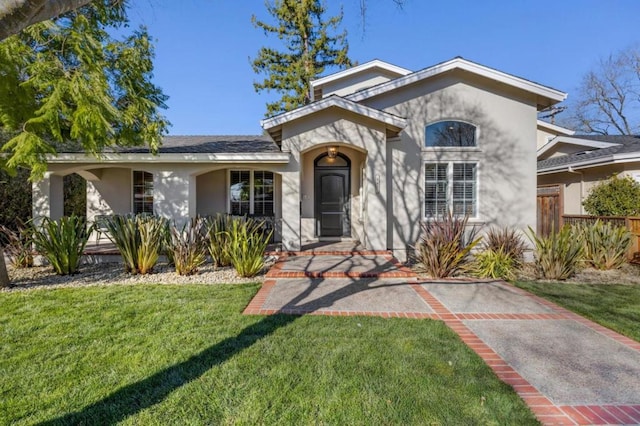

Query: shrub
(31, 216), (92, 275)
(573, 220), (631, 270)
(471, 248), (518, 280)
(0, 220), (34, 268)
(527, 225), (583, 280)
(483, 226), (527, 263)
(106, 215), (166, 275)
(226, 217), (272, 278)
(170, 217), (209, 276)
(415, 212), (481, 278)
(583, 174), (640, 216)
(205, 214), (233, 268)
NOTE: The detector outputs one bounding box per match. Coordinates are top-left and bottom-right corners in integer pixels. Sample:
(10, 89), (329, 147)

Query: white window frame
(227, 170), (275, 217)
(423, 161), (479, 219)
(424, 120), (480, 151)
(132, 170), (154, 215)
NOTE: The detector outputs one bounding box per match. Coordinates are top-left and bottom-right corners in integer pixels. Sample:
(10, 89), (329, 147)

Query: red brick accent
(266, 270), (417, 279)
(242, 280), (276, 315)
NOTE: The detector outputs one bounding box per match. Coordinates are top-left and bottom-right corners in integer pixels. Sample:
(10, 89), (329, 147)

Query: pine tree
(251, 0), (352, 117)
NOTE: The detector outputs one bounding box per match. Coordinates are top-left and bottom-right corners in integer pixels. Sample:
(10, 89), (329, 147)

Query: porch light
(327, 146), (338, 159)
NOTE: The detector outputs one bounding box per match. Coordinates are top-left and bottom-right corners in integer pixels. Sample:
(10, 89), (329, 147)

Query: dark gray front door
(315, 169), (350, 237)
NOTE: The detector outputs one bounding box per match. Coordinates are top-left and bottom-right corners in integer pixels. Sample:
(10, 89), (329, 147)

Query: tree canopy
(567, 46), (640, 135)
(251, 0), (352, 117)
(583, 174), (640, 216)
(0, 1), (169, 179)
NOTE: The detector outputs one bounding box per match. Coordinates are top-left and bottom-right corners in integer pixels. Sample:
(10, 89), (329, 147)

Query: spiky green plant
(226, 217), (272, 278)
(170, 217), (209, 276)
(205, 214), (234, 268)
(106, 215), (166, 275)
(415, 212), (482, 278)
(471, 248), (518, 280)
(527, 225), (583, 280)
(31, 216), (92, 275)
(161, 221), (175, 267)
(483, 226), (527, 264)
(573, 220), (631, 270)
(0, 220), (34, 268)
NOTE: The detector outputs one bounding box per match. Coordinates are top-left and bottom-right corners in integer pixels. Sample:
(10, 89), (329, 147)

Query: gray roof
(537, 135), (640, 171)
(58, 135), (280, 154)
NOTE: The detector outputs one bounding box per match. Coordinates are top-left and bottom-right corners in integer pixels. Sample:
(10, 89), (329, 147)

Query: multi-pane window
(229, 170), (275, 216)
(133, 171), (153, 215)
(425, 121), (476, 147)
(424, 163), (448, 217)
(424, 162), (477, 218)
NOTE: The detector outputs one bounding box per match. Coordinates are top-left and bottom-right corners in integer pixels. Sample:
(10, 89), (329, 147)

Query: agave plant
(573, 220), (631, 270)
(0, 220), (34, 268)
(205, 214), (233, 268)
(527, 225), (583, 280)
(415, 212), (482, 278)
(31, 215), (92, 275)
(170, 217), (209, 276)
(226, 217), (272, 278)
(106, 214), (166, 275)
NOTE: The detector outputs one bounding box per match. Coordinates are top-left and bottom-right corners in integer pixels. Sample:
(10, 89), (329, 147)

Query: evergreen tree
(251, 0), (352, 116)
(0, 2), (169, 179)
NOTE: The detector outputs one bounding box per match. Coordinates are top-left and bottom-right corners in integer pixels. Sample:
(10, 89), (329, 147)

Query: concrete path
(244, 251), (640, 425)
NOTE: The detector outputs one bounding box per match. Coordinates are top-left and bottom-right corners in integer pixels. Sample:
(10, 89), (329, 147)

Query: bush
(573, 220), (631, 270)
(583, 174), (640, 216)
(226, 217), (272, 278)
(415, 212), (481, 278)
(205, 214), (233, 268)
(528, 225), (583, 280)
(170, 217), (209, 276)
(0, 168), (31, 231)
(0, 220), (34, 268)
(106, 215), (166, 275)
(31, 216), (92, 275)
(483, 227), (526, 263)
(471, 248), (518, 280)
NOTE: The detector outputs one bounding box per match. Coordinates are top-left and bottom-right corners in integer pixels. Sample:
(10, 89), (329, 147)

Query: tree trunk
(0, 248), (10, 288)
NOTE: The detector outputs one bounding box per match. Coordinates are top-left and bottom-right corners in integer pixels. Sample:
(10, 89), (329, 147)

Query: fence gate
(537, 185), (561, 236)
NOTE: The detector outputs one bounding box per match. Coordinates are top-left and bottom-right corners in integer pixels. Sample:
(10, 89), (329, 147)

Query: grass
(0, 284), (538, 425)
(515, 281), (640, 342)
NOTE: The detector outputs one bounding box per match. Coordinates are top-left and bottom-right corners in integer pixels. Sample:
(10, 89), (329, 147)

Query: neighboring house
(36, 57), (566, 261)
(537, 134), (640, 227)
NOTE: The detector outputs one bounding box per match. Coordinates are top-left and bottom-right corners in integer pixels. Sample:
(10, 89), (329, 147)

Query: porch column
(32, 172), (64, 225)
(153, 171), (196, 225)
(280, 170), (301, 251)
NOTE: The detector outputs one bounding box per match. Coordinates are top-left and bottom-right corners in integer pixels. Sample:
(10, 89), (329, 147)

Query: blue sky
(123, 0), (640, 135)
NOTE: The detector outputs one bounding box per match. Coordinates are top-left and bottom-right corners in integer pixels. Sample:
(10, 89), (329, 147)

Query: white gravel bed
(4, 258), (277, 291)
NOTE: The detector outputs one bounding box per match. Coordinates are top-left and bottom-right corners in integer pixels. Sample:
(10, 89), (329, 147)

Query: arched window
(425, 121), (477, 147)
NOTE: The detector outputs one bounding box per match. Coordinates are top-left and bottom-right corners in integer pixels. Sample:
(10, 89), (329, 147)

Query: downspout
(567, 166), (584, 214)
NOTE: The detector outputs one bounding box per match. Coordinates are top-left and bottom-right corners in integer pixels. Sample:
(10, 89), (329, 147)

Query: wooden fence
(562, 215), (640, 262)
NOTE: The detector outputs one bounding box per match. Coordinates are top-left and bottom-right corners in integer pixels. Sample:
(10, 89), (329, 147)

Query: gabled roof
(346, 57), (567, 110)
(537, 119), (575, 136)
(260, 95), (407, 133)
(537, 134), (620, 159)
(537, 135), (640, 173)
(310, 59), (412, 89)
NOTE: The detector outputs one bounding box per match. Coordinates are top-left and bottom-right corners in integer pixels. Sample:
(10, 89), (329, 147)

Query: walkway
(244, 250), (640, 425)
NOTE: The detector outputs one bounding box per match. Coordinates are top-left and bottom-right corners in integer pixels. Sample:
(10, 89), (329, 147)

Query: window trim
(423, 161), (479, 220)
(227, 169), (275, 217)
(132, 170), (154, 215)
(424, 119), (480, 151)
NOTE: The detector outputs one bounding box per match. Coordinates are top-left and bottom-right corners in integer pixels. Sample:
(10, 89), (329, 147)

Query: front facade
(36, 58), (566, 260)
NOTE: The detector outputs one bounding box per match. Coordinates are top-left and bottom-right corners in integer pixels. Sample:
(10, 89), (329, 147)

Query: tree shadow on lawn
(37, 314), (298, 426)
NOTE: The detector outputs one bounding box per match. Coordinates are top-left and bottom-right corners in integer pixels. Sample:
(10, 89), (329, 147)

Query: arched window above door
(315, 152), (350, 167)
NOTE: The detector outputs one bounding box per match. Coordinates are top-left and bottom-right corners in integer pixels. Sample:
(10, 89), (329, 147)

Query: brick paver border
(245, 255), (640, 425)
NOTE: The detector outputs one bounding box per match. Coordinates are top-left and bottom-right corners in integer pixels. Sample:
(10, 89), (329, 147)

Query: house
(537, 132), (640, 230)
(35, 57), (567, 261)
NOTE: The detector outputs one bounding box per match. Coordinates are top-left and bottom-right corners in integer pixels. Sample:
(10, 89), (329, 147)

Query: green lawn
(1, 284), (538, 425)
(515, 281), (640, 342)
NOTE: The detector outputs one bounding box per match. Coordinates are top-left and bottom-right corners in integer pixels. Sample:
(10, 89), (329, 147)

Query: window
(425, 121), (476, 147)
(424, 163), (477, 218)
(229, 170), (275, 216)
(133, 171), (153, 215)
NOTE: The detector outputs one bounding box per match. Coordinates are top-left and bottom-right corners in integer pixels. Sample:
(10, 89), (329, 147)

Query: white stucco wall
(320, 69), (401, 98)
(196, 169), (227, 215)
(86, 168), (132, 221)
